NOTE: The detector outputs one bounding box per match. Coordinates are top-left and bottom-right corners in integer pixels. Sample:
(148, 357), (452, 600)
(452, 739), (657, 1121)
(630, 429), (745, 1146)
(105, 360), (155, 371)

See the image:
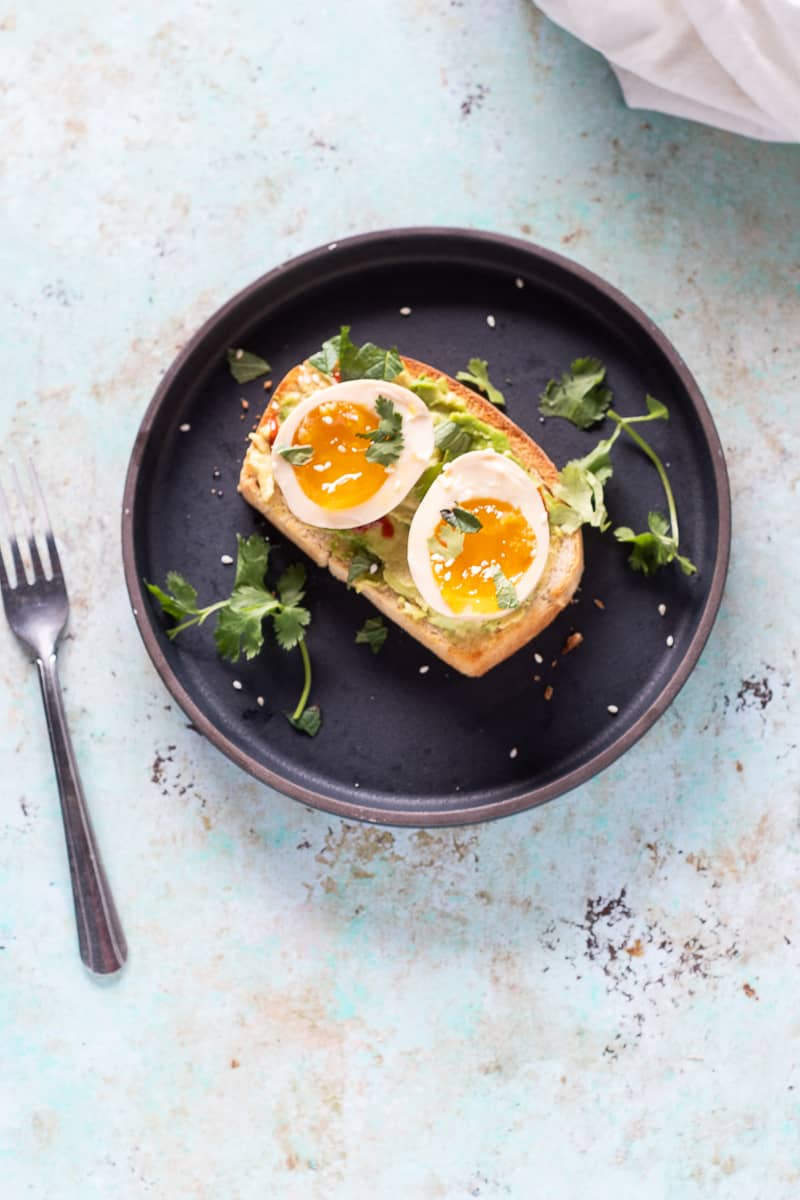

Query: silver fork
(0, 464), (127, 975)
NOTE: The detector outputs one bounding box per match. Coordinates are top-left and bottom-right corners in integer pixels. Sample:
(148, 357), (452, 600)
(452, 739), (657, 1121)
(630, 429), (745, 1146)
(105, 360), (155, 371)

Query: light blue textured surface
(1, 3), (799, 1197)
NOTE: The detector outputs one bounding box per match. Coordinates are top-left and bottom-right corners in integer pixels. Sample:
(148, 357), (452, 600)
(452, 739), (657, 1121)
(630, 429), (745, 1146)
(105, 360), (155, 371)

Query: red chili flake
(593, 597), (605, 610)
(264, 408), (280, 444)
(332, 366), (341, 382)
(380, 516), (394, 539)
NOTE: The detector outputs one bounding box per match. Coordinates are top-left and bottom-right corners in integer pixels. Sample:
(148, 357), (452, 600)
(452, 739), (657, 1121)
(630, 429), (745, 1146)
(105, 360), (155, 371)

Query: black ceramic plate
(122, 228), (730, 827)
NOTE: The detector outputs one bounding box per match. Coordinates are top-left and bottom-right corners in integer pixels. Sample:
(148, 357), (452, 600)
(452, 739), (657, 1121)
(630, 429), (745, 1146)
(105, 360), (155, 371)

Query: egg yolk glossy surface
(430, 498), (536, 614)
(293, 400), (387, 511)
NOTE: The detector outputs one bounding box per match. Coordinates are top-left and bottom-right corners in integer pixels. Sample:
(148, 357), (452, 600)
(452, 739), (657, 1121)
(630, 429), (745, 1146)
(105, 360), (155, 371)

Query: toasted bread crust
(238, 355), (583, 676)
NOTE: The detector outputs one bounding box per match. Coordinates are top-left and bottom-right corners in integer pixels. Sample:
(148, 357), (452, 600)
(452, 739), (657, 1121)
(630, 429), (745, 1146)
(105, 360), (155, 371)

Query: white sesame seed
(534, 652), (543, 664)
(328, 242), (338, 250)
(369, 563), (379, 574)
(509, 747), (518, 759)
(515, 277), (525, 289)
(132, 607), (138, 616)
(235, 349), (244, 360)
(666, 635), (674, 647)
(124, 507), (130, 515)
(257, 696), (265, 707)
(486, 314), (496, 328)
(232, 680), (243, 690)
(179, 423), (191, 432)
(220, 554), (234, 565)
(353, 781), (359, 788)
(419, 665), (430, 674)
(539, 416), (545, 424)
(658, 603), (667, 617)
(607, 704), (619, 715)
(399, 306), (412, 317)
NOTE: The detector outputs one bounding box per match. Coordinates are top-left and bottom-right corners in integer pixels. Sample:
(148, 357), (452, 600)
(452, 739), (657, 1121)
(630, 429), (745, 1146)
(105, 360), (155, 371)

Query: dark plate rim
(121, 226), (731, 827)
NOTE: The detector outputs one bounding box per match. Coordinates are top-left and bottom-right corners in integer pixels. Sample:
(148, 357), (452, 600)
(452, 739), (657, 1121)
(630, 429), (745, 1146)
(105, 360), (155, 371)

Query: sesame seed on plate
(514, 277), (525, 289)
(510, 747), (518, 759)
(419, 665), (430, 674)
(666, 635), (674, 647)
(220, 554), (234, 565)
(235, 349), (244, 360)
(544, 685), (554, 701)
(399, 306), (412, 316)
(594, 597), (605, 609)
(232, 680), (243, 691)
(179, 423), (191, 432)
(534, 652), (543, 664)
(658, 603), (667, 616)
(486, 314), (496, 328)
(257, 696), (265, 707)
(328, 242), (338, 250)
(607, 704), (619, 715)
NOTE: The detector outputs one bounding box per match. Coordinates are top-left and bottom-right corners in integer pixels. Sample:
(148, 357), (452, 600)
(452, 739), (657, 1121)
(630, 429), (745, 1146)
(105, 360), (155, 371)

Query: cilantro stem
(291, 636), (312, 721)
(608, 409), (679, 543)
(167, 600), (228, 639)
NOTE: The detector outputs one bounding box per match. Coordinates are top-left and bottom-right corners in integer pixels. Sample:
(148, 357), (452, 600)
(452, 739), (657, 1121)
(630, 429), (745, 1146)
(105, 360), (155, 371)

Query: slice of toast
(238, 355), (583, 676)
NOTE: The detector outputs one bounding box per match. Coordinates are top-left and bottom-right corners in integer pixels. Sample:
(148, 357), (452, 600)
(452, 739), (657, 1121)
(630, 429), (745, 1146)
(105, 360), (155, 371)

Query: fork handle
(36, 653), (128, 975)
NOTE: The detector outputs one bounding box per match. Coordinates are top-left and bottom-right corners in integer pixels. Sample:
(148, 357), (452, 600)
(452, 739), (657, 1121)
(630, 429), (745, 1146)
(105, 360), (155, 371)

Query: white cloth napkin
(535, 0), (800, 141)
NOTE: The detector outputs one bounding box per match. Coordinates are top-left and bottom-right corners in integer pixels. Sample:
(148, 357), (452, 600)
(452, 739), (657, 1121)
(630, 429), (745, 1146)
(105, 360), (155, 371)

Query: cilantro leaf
(309, 326), (403, 382)
(145, 573), (199, 620)
(356, 395), (405, 466)
(278, 445), (314, 465)
(456, 358), (506, 408)
(645, 394), (669, 421)
(355, 617), (388, 655)
(493, 568), (519, 610)
(347, 546), (383, 585)
(441, 506), (482, 533)
(550, 433), (619, 533)
(276, 563), (306, 608)
(227, 348), (271, 384)
(216, 585), (280, 661)
(538, 356), (612, 429)
(615, 512), (697, 577)
(234, 533), (270, 590)
(434, 420), (473, 460)
(272, 604), (311, 650)
(308, 330), (344, 375)
(286, 704), (322, 736)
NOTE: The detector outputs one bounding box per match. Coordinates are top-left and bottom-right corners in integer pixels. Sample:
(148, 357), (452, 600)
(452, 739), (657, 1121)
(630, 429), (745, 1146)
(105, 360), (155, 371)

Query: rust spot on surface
(735, 760), (744, 772)
(625, 939), (644, 957)
(742, 982), (759, 1000)
(736, 675), (773, 710)
(230, 1058), (240, 1068)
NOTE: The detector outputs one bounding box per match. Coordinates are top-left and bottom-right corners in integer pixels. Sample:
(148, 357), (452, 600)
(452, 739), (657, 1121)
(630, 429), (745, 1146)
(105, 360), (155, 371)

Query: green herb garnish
(355, 617), (388, 655)
(456, 358), (506, 408)
(538, 356), (612, 429)
(309, 325), (403, 382)
(347, 546), (383, 585)
(493, 567), (519, 610)
(146, 534), (320, 735)
(356, 395), (404, 466)
(441, 506), (483, 534)
(428, 523), (464, 561)
(227, 348), (272, 384)
(277, 445), (314, 465)
(543, 367), (696, 576)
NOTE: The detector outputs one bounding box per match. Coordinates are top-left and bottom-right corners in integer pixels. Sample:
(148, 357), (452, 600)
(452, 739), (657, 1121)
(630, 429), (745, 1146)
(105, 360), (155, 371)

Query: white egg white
(407, 450), (550, 620)
(272, 379), (435, 529)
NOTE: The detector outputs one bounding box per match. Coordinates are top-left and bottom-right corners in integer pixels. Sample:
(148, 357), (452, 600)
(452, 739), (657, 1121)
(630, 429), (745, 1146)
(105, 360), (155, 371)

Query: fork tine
(27, 460), (62, 580)
(12, 463), (48, 581)
(0, 476), (27, 588)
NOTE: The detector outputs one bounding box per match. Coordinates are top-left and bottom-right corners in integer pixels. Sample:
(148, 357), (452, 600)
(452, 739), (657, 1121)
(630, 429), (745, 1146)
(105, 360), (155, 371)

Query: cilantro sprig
(456, 358), (506, 408)
(146, 534), (321, 735)
(310, 325), (403, 382)
(541, 368), (696, 577)
(356, 395), (405, 467)
(441, 506), (483, 534)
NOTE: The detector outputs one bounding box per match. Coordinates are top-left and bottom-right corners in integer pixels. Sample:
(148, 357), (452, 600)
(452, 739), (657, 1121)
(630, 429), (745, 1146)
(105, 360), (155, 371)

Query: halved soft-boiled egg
(407, 450), (550, 620)
(272, 379), (435, 529)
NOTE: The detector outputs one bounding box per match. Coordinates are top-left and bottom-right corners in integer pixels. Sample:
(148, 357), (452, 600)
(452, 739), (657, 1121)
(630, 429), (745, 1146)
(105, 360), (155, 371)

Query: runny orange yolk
(430, 497), (535, 614)
(292, 400), (388, 511)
